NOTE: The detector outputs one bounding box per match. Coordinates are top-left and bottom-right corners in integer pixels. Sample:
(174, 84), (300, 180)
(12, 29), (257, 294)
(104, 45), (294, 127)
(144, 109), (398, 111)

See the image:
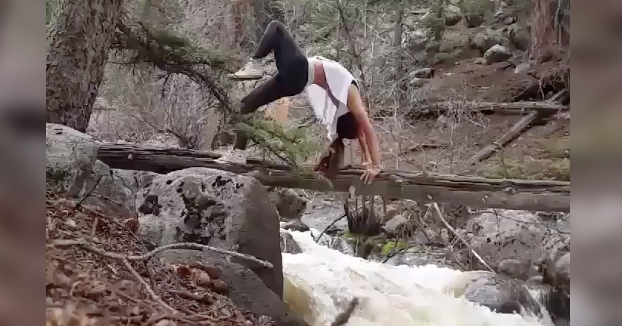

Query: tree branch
(51, 239), (274, 268)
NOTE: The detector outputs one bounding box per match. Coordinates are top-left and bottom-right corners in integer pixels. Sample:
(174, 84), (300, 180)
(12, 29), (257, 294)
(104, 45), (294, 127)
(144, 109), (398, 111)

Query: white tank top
(305, 56), (357, 140)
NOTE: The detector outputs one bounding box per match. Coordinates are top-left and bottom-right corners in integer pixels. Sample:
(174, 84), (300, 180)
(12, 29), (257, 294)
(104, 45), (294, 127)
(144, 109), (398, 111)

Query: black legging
(234, 20), (309, 150)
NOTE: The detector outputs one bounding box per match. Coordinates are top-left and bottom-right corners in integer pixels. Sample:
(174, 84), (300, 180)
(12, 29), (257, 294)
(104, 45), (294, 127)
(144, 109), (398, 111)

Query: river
(282, 229), (549, 326)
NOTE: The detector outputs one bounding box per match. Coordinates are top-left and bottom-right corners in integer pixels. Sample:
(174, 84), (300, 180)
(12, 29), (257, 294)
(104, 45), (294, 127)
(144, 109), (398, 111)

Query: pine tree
(46, 0), (125, 132)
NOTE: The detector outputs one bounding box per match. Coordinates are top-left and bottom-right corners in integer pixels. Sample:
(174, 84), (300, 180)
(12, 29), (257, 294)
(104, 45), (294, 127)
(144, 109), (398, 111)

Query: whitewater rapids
(282, 230), (548, 326)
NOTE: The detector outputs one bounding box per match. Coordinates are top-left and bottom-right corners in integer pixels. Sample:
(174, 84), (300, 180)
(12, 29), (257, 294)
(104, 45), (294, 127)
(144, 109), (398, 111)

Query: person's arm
(347, 84), (382, 180)
(357, 128), (372, 165)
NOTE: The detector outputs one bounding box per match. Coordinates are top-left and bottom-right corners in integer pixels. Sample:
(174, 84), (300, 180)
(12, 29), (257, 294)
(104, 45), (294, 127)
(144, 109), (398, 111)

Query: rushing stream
(282, 229), (550, 326)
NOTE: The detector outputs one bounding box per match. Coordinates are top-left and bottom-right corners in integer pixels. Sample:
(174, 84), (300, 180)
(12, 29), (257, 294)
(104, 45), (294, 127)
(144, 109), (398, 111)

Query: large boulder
(501, 23), (530, 51)
(137, 167), (283, 297)
(484, 44), (512, 64)
(269, 188), (308, 220)
(445, 271), (543, 318)
(46, 124), (139, 217)
(46, 124), (98, 197)
(159, 250), (308, 326)
(281, 219), (310, 232)
(444, 5), (463, 26)
(543, 252), (570, 294)
(465, 210), (570, 280)
(111, 169), (160, 194)
(79, 160), (136, 217)
(280, 230), (303, 254)
(471, 28), (511, 54)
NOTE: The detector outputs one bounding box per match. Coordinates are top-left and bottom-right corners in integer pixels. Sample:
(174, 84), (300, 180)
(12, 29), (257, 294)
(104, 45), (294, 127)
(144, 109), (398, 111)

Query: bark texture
(46, 0), (124, 132)
(97, 144), (571, 212)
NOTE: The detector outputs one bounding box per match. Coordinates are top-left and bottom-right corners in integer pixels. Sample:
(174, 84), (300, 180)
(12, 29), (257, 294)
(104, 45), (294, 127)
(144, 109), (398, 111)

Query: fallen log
(407, 101), (568, 118)
(97, 144), (570, 212)
(460, 89), (569, 170)
(462, 111), (541, 169)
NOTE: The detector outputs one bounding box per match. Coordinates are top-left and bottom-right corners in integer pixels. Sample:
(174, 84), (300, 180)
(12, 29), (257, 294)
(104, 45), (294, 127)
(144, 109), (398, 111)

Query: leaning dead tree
(46, 0), (125, 132)
(97, 144), (570, 212)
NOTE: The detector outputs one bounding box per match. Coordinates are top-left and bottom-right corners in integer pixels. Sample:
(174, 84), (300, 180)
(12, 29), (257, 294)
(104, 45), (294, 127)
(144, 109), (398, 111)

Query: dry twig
(431, 202), (494, 272)
(51, 239), (274, 268)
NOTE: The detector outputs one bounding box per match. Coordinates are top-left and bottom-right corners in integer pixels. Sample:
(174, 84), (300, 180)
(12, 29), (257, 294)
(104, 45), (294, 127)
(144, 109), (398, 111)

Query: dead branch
(408, 100), (568, 118)
(460, 89), (570, 170)
(314, 213), (347, 243)
(51, 239), (274, 268)
(431, 203), (494, 272)
(399, 143), (448, 155)
(121, 258), (178, 314)
(330, 297), (360, 326)
(462, 111), (541, 169)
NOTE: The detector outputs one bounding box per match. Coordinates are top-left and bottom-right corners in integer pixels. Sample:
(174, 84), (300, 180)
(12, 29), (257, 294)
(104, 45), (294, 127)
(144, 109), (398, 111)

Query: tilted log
(462, 111), (542, 169)
(460, 89), (569, 171)
(407, 101), (568, 118)
(97, 144), (570, 212)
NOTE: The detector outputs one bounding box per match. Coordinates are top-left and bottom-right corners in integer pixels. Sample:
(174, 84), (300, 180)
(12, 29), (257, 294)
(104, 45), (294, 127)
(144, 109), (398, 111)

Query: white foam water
(282, 230), (548, 326)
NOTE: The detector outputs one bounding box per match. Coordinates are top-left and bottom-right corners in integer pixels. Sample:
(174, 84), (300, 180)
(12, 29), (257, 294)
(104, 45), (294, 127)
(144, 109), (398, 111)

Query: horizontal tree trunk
(98, 144), (570, 212)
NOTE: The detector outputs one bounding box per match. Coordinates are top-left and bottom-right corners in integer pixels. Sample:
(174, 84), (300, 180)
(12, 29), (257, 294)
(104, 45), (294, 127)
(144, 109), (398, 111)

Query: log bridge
(97, 144), (570, 213)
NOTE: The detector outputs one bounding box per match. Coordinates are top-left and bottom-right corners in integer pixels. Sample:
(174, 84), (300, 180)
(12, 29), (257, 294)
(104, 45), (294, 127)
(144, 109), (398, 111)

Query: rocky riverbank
(46, 123), (569, 326)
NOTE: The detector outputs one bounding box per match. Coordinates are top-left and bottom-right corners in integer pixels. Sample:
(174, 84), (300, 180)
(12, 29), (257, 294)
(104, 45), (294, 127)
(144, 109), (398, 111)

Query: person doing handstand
(224, 20), (382, 184)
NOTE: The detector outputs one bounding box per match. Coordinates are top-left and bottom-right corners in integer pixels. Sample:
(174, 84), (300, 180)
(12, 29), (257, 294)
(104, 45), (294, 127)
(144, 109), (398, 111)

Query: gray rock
(433, 52), (455, 64)
(382, 246), (451, 268)
(383, 214), (412, 237)
(409, 77), (428, 88)
(111, 169), (160, 194)
(514, 62), (531, 74)
(140, 133), (183, 149)
(411, 67), (435, 79)
(484, 44), (512, 64)
(503, 23), (530, 51)
(471, 29), (511, 54)
(544, 252), (570, 294)
(498, 258), (533, 279)
(448, 271), (542, 317)
(466, 210), (569, 280)
(301, 198), (347, 232)
(444, 5), (463, 26)
(555, 252), (570, 285)
(137, 167), (283, 297)
(281, 219), (310, 232)
(159, 250), (308, 326)
(424, 41), (441, 53)
(269, 188), (308, 220)
(79, 160), (136, 217)
(280, 230), (303, 254)
(464, 13), (486, 28)
(314, 232), (354, 256)
(503, 16), (517, 25)
(46, 123), (98, 197)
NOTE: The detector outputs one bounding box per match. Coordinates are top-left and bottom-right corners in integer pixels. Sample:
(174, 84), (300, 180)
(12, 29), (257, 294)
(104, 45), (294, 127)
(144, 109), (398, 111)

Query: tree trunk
(97, 144), (571, 212)
(46, 0), (124, 132)
(392, 6), (406, 108)
(529, 0), (569, 61)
